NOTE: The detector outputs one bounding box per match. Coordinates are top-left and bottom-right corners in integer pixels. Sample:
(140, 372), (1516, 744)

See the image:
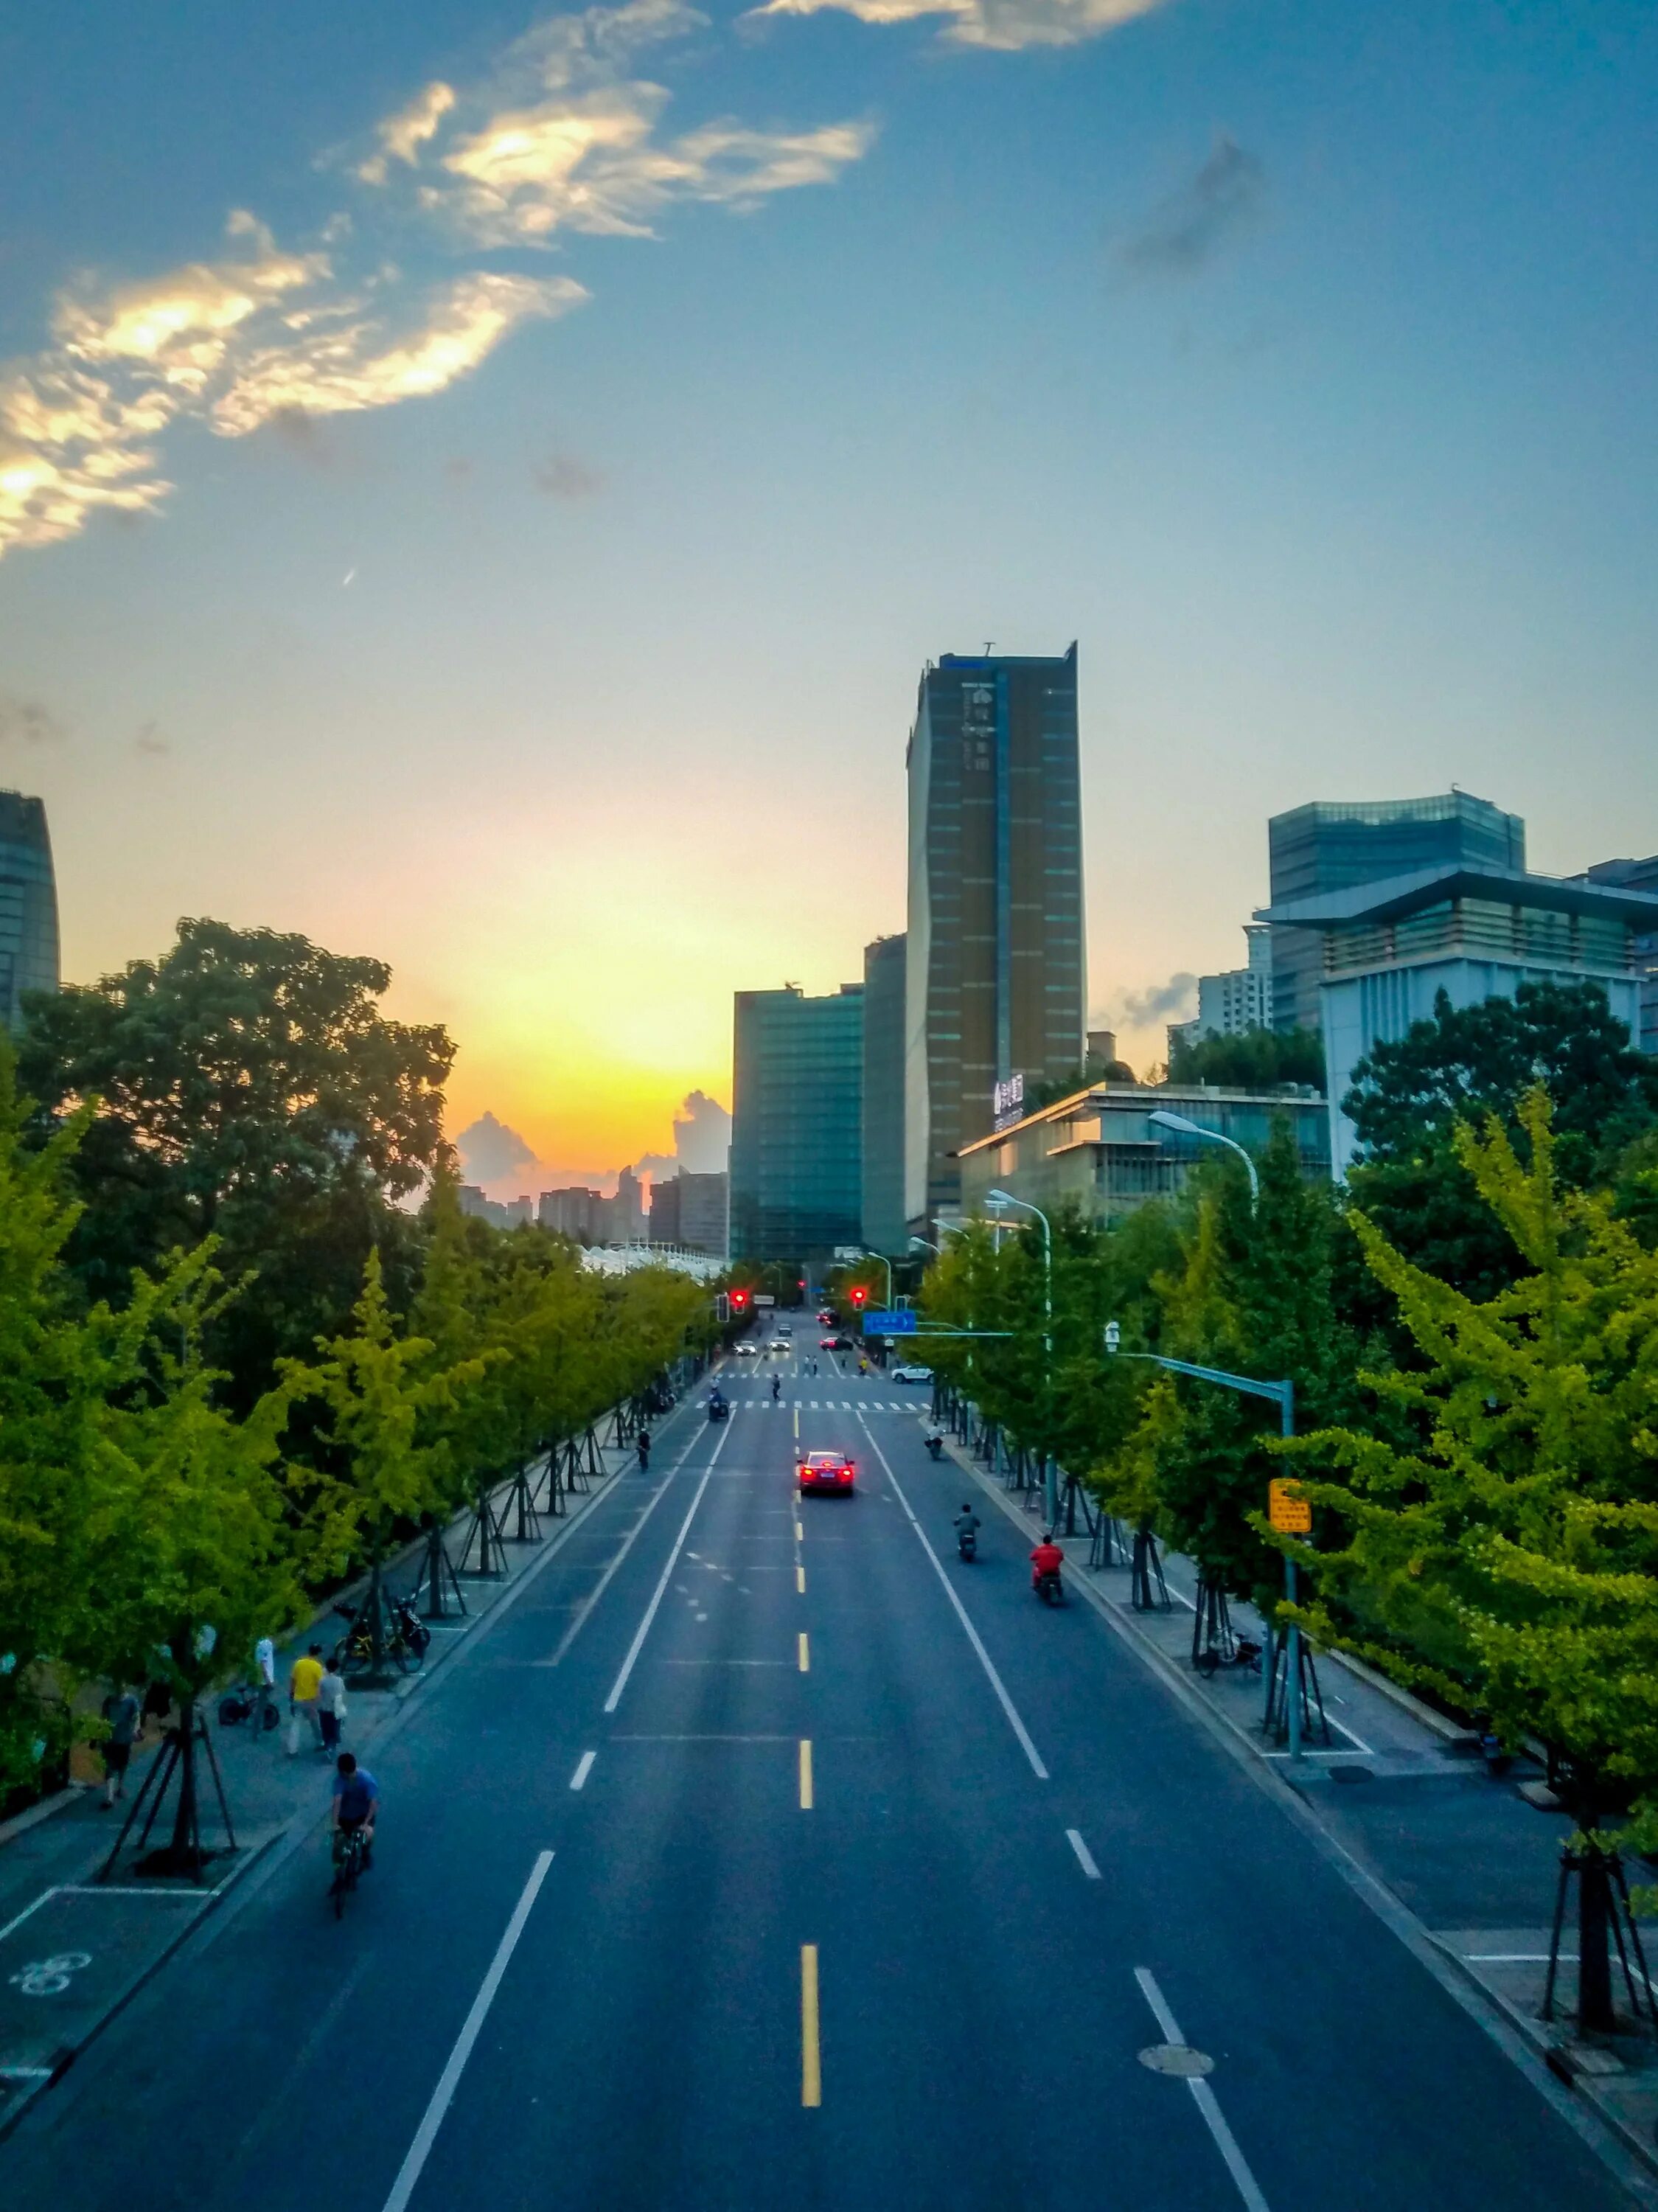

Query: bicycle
(218, 1680), (280, 1732)
(330, 1823), (369, 1918)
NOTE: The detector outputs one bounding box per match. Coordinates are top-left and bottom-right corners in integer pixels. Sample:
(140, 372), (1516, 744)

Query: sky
(2, 0), (1655, 1186)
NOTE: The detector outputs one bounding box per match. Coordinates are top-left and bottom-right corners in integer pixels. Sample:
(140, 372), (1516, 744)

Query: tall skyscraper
(1268, 793), (1525, 1034)
(860, 932), (907, 1256)
(905, 645), (1084, 1230)
(0, 790), (60, 1031)
(677, 1170), (730, 1258)
(730, 984), (864, 1261)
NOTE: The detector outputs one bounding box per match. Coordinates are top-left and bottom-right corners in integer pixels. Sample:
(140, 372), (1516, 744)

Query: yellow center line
(798, 1631), (810, 1673)
(798, 1737), (813, 1809)
(796, 1563), (807, 1594)
(801, 1944), (821, 2107)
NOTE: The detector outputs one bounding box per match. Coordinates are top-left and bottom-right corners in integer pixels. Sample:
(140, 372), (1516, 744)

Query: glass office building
(1268, 793), (1524, 1032)
(905, 645), (1085, 1231)
(730, 984), (864, 1262)
(1584, 856), (1658, 1054)
(860, 932), (907, 1257)
(0, 790), (60, 1030)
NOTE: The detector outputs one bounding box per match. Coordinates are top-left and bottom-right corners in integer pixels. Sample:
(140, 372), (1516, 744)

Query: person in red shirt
(1031, 1534), (1064, 1590)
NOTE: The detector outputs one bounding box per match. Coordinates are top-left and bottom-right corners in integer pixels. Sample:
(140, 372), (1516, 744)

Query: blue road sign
(863, 1310), (916, 1334)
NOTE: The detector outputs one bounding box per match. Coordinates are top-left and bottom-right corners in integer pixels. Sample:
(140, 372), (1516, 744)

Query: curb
(939, 1430), (1658, 2206)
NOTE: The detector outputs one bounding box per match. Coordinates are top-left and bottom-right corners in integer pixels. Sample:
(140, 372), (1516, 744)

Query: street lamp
(986, 1189), (1056, 1526)
(909, 1237), (941, 1256)
(1147, 1109), (1259, 1210)
(1105, 1321), (1305, 1760)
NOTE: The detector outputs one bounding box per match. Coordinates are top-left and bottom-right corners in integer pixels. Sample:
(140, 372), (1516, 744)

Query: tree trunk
(1577, 1792), (1615, 2037)
(167, 1700), (200, 1877)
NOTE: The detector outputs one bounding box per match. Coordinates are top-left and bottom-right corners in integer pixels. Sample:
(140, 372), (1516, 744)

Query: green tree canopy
(1166, 1026), (1326, 1092)
(20, 917), (453, 1402)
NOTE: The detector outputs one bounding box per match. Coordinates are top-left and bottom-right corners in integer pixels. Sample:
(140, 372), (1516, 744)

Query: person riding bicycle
(636, 1430), (652, 1469)
(1030, 1531), (1064, 1590)
(331, 1752), (378, 1868)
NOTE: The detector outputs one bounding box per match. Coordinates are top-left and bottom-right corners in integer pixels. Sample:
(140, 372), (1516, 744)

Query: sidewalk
(0, 1419), (651, 2136)
(944, 1426), (1658, 2185)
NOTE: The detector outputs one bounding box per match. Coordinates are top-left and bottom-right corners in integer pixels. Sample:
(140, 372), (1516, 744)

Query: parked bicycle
(217, 1680), (280, 1732)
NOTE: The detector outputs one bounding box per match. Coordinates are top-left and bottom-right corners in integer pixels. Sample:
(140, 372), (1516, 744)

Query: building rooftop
(957, 1077), (1325, 1157)
(1254, 863), (1658, 931)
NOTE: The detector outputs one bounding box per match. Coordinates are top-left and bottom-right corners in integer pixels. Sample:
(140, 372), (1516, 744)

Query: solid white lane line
(1133, 1968), (1271, 2212)
(380, 1851), (555, 2212)
(569, 1750), (596, 1791)
(1066, 1828), (1101, 1879)
(533, 1454), (692, 1666)
(603, 1422), (731, 1713)
(858, 1416), (1049, 1781)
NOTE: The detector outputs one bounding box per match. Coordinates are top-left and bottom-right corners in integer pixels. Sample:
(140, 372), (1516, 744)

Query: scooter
(924, 1434), (944, 1461)
(1034, 1569), (1064, 1607)
(957, 1528), (978, 1562)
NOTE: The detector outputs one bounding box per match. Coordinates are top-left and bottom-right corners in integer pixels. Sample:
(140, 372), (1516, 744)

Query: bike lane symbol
(10, 1952), (92, 1997)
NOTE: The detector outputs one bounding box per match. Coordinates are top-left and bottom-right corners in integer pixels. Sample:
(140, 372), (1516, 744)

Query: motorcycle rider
(955, 1503), (981, 1551)
(1030, 1530), (1064, 1593)
(924, 1426), (944, 1460)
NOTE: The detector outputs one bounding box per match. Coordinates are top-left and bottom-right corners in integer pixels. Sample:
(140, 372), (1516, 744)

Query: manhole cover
(1138, 2043), (1213, 2077)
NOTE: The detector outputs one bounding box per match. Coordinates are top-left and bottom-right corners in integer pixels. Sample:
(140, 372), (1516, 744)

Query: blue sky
(1, 0), (1654, 1181)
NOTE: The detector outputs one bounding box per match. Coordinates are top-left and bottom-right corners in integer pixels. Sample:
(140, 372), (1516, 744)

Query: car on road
(891, 1364), (933, 1384)
(817, 1310), (835, 1324)
(734, 1342), (759, 1357)
(818, 1335), (839, 1350)
(798, 1450), (855, 1495)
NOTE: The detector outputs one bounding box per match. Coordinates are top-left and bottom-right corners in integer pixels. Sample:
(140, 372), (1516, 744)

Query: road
(2, 1343), (1638, 2211)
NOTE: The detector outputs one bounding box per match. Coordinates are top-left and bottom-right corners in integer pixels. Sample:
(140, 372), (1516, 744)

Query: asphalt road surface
(3, 1353), (1640, 2211)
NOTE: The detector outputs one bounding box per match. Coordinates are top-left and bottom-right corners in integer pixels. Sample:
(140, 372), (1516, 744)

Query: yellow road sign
(1269, 1477), (1312, 1534)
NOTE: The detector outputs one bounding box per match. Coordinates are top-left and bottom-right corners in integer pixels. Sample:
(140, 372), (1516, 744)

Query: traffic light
(849, 1284), (868, 1310)
(730, 1287), (750, 1313)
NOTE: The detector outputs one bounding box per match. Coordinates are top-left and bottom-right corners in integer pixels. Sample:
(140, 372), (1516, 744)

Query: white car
(734, 1342), (759, 1357)
(891, 1364), (933, 1385)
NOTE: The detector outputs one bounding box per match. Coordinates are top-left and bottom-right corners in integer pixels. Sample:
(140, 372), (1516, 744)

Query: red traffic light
(849, 1284), (868, 1309)
(730, 1287), (750, 1310)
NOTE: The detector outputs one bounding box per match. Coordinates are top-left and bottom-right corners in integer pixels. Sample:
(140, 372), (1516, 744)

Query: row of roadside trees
(0, 919), (717, 1818)
(916, 981), (1658, 2031)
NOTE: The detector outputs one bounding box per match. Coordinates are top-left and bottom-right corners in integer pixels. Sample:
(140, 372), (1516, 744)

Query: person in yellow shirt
(289, 1644), (325, 1756)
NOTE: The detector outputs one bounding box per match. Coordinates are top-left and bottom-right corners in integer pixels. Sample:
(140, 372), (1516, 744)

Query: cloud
(0, 692), (67, 745)
(534, 448), (606, 497)
(1, 232), (585, 557)
(1, 3), (870, 562)
(1114, 973), (1197, 1025)
(747, 0), (1177, 52)
(672, 1088), (731, 1172)
(456, 1110), (540, 1184)
(1116, 134), (1267, 278)
(213, 273), (588, 435)
(359, 3), (874, 244)
(134, 720), (170, 756)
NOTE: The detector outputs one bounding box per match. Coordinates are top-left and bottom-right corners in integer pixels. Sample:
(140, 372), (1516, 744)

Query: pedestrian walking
(100, 1686), (141, 1808)
(253, 1632), (277, 1730)
(316, 1656), (347, 1753)
(288, 1644), (324, 1756)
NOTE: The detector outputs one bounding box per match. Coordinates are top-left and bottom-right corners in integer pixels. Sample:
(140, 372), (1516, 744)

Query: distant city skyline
(4, 2), (1657, 1166)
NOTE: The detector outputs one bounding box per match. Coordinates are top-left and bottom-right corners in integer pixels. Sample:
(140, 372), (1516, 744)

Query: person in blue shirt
(331, 1752), (378, 1868)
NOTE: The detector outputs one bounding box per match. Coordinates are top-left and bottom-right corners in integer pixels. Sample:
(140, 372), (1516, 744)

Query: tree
(1166, 1026), (1326, 1092)
(1278, 1092), (1658, 2032)
(1343, 981), (1658, 1301)
(19, 917), (453, 1402)
(285, 1252), (489, 1681)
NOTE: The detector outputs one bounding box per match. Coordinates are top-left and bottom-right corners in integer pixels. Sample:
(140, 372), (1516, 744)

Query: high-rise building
(905, 645), (1084, 1231)
(649, 1175), (682, 1246)
(1581, 856), (1658, 1054)
(1194, 925), (1272, 1040)
(0, 790), (60, 1031)
(730, 984), (864, 1261)
(538, 1187), (602, 1239)
(608, 1165), (646, 1244)
(860, 932), (907, 1256)
(1268, 793), (1525, 1034)
(677, 1170), (729, 1257)
(1255, 861), (1658, 1175)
